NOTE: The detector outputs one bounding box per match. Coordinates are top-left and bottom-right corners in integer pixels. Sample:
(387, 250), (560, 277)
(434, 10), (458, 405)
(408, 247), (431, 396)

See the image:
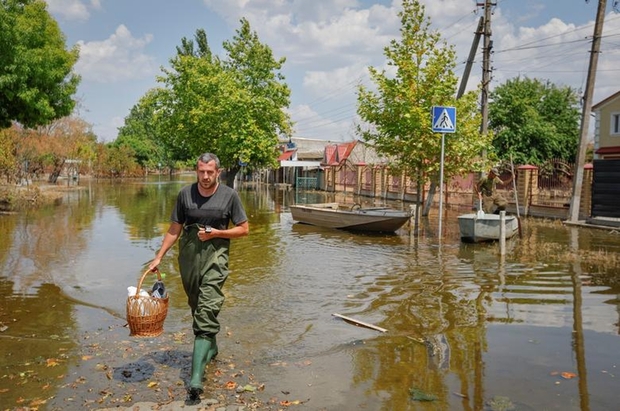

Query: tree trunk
(224, 166), (240, 188)
(48, 169), (61, 184)
(422, 181), (437, 216)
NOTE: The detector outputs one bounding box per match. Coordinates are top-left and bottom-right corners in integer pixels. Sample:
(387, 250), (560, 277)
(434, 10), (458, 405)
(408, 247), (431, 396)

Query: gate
(591, 159), (620, 218)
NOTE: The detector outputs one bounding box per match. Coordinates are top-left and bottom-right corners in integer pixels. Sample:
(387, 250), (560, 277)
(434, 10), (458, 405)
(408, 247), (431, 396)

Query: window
(612, 113), (620, 135)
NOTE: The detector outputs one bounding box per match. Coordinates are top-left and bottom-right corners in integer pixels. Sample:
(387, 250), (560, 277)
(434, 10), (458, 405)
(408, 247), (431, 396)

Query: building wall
(596, 97), (620, 152)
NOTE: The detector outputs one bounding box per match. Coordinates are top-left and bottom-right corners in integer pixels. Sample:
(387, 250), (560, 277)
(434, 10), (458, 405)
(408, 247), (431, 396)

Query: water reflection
(0, 178), (619, 410)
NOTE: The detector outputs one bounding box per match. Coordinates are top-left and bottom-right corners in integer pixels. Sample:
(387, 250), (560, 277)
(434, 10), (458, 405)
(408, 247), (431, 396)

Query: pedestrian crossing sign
(432, 106), (456, 133)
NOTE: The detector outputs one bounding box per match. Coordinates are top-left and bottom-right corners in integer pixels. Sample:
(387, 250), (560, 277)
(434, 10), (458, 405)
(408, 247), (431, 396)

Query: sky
(45, 0), (620, 143)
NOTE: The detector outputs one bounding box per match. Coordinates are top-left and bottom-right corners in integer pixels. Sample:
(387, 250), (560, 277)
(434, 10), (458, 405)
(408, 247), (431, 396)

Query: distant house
(592, 90), (620, 159)
(274, 137), (327, 188)
(588, 91), (620, 223)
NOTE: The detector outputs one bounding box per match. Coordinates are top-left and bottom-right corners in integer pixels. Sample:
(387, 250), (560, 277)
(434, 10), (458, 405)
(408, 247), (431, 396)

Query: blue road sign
(432, 106), (456, 133)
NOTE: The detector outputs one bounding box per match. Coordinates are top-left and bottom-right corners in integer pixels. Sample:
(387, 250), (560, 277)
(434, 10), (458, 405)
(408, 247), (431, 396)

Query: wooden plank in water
(332, 313), (388, 333)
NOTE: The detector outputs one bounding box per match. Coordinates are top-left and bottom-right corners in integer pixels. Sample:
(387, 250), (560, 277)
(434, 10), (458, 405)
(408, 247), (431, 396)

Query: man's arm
(476, 179), (484, 197)
(148, 222), (183, 270)
(202, 221), (249, 241)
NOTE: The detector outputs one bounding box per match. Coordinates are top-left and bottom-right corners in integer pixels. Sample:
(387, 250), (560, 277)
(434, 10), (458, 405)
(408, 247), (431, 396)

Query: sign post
(431, 106), (456, 239)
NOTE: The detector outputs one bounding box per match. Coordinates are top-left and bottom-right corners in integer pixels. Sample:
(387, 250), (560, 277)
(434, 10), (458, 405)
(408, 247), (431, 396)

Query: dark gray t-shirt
(171, 183), (247, 230)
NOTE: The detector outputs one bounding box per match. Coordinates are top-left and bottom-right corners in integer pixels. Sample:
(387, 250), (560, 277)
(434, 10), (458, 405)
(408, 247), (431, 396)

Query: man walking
(148, 153), (249, 402)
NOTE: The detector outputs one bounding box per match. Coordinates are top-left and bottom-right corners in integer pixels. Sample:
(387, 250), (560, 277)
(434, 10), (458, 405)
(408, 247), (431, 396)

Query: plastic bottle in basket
(151, 280), (166, 298)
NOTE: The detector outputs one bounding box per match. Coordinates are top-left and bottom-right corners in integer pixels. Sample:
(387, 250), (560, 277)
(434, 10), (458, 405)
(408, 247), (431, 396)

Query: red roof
(322, 141), (357, 166)
(278, 150), (296, 161)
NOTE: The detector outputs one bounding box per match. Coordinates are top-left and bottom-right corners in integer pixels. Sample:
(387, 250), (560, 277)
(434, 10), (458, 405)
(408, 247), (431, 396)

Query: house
(274, 137), (328, 188)
(587, 91), (620, 223)
(592, 90), (620, 159)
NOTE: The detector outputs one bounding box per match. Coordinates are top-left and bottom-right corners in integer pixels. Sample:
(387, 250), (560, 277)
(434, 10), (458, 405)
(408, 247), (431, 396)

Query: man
(148, 153), (249, 402)
(476, 167), (512, 214)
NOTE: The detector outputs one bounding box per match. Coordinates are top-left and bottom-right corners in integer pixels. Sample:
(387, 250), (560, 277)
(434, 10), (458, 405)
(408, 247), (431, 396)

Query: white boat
(289, 202), (411, 233)
(457, 212), (519, 243)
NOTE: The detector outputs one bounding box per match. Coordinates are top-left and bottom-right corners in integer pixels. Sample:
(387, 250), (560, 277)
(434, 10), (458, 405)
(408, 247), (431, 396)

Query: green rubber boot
(187, 336), (213, 401)
(207, 335), (218, 363)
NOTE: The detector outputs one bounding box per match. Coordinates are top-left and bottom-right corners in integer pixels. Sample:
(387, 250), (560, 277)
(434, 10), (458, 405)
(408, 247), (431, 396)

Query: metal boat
(289, 202), (411, 233)
(457, 212), (519, 243)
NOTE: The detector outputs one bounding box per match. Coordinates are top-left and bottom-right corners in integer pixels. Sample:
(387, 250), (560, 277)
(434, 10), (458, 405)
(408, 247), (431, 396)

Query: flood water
(1, 176), (620, 411)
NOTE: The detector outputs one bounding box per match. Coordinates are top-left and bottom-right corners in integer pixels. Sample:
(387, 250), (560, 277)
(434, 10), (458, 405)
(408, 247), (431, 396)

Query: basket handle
(132, 268), (162, 299)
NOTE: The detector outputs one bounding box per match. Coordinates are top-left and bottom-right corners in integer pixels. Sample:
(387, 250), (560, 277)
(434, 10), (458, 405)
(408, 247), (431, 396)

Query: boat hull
(458, 213), (519, 243)
(290, 203), (411, 233)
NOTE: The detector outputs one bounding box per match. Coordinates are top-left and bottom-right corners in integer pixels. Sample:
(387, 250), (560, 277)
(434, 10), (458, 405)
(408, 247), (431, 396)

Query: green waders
(179, 228), (230, 399)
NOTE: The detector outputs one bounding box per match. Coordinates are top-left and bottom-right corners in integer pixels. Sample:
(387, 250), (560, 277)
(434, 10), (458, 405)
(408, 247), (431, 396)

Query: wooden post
(499, 211), (506, 255)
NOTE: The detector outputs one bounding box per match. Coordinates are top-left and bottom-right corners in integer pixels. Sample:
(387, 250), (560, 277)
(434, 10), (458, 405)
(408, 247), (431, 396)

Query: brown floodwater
(1, 176), (619, 411)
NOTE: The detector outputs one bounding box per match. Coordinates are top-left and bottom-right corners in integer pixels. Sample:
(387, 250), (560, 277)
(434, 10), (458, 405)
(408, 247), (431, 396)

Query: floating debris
(410, 387), (437, 401)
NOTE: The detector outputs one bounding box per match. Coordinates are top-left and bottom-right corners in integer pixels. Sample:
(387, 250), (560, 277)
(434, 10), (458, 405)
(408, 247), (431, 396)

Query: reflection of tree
(0, 280), (77, 406)
(340, 247), (492, 411)
(0, 192), (94, 290)
(112, 180), (186, 241)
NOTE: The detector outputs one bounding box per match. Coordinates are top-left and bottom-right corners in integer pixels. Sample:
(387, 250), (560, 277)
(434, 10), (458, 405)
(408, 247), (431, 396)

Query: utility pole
(457, 17), (484, 99)
(478, 0), (495, 138)
(568, 0), (607, 222)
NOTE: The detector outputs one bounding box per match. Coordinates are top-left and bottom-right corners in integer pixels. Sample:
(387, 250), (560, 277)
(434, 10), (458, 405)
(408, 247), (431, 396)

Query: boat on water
(457, 212), (519, 243)
(289, 202), (411, 233)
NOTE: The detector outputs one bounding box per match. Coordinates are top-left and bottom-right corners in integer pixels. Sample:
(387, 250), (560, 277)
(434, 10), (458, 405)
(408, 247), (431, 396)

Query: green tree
(489, 76), (581, 165)
(115, 90), (167, 172)
(0, 0), (80, 128)
(220, 18), (292, 184)
(356, 0), (489, 203)
(153, 19), (291, 186)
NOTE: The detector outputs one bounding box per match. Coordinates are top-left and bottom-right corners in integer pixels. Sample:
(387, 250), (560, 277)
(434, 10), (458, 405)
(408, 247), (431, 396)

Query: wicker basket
(126, 268), (169, 337)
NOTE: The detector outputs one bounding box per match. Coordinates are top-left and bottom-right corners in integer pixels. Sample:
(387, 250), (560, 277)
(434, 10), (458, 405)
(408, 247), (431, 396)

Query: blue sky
(46, 0), (620, 142)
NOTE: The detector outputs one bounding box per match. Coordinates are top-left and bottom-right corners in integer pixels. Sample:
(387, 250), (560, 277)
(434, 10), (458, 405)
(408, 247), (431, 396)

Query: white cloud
(46, 0), (90, 21)
(290, 104), (356, 141)
(93, 115), (125, 143)
(75, 25), (158, 83)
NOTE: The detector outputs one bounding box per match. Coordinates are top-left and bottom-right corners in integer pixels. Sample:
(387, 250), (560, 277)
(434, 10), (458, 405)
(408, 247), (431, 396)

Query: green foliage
(489, 76), (581, 165)
(356, 0), (489, 184)
(220, 18), (292, 171)
(0, 0), (80, 128)
(135, 19), (292, 181)
(115, 90), (167, 170)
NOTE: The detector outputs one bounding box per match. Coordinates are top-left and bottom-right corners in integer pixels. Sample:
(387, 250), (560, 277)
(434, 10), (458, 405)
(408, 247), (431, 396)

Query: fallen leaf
(147, 381), (159, 388)
(280, 399), (305, 406)
(225, 381), (237, 390)
(29, 398), (47, 407)
(561, 372), (577, 379)
(82, 355), (93, 361)
(46, 358), (60, 367)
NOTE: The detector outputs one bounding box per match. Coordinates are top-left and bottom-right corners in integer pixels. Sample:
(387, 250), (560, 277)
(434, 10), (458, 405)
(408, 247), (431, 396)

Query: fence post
(579, 163), (593, 219)
(518, 165), (538, 217)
